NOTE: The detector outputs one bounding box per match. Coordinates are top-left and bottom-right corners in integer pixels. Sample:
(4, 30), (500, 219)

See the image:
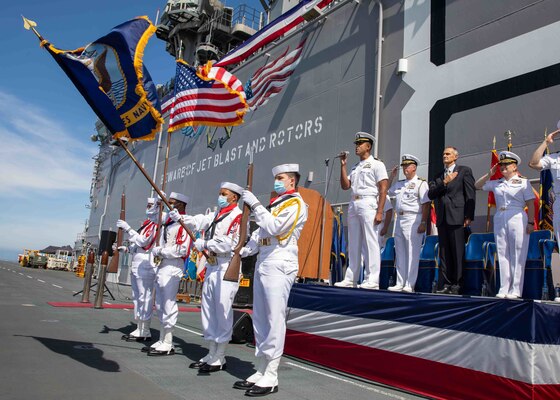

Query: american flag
(215, 0), (332, 67)
(246, 39), (306, 110)
(166, 61), (247, 131)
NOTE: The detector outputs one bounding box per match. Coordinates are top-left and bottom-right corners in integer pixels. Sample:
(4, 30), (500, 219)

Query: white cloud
(0, 90), (96, 196)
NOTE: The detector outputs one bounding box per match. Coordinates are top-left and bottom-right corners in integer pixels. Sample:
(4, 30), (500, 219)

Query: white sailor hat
(169, 191), (189, 204)
(400, 154), (420, 166)
(220, 181), (244, 195)
(498, 151), (521, 165)
(147, 197), (157, 204)
(272, 163), (300, 177)
(354, 131), (375, 144)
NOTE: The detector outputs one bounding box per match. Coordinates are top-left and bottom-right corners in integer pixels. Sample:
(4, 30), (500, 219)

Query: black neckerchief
(207, 210), (234, 240)
(266, 193), (298, 211)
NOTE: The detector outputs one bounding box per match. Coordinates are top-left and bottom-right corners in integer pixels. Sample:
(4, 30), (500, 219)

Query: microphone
(335, 151), (349, 158)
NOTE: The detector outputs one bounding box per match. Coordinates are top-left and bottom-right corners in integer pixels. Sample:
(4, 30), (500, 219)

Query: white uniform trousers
(394, 213), (424, 290)
(154, 260), (183, 329)
(253, 259), (298, 360)
(494, 210), (529, 297)
(130, 253), (157, 322)
(346, 198), (380, 284)
(201, 259), (240, 343)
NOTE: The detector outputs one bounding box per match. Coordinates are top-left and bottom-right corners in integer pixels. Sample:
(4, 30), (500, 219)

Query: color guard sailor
(335, 132), (389, 289)
(169, 182), (243, 373)
(477, 151), (535, 299)
(234, 164), (308, 397)
(145, 191), (192, 355)
(116, 197), (160, 341)
(387, 155), (430, 292)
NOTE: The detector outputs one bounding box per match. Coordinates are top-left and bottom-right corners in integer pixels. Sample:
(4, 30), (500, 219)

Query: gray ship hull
(86, 0), (560, 264)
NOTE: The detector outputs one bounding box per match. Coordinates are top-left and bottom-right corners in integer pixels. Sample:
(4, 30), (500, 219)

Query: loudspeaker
(99, 230), (117, 256)
(230, 310), (254, 344)
(234, 254), (256, 306)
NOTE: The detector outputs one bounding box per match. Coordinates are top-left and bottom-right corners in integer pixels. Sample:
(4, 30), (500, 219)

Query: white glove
(241, 190), (259, 208)
(112, 243), (117, 252)
(239, 247), (251, 258)
(168, 209), (181, 222)
(194, 238), (206, 252)
(116, 219), (130, 231)
(151, 246), (163, 257)
(117, 246), (128, 253)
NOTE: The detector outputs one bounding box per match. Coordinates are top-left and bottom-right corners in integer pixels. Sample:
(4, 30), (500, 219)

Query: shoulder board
(418, 177), (426, 181)
(517, 175), (527, 179)
(398, 179), (405, 182)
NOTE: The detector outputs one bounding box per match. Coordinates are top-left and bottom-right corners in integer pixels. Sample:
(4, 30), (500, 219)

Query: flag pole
(154, 129), (173, 245)
(115, 137), (209, 259)
(486, 136), (496, 232)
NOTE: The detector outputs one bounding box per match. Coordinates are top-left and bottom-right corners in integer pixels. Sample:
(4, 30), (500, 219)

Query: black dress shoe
(245, 385), (279, 397)
(450, 285), (461, 295)
(125, 336), (151, 343)
(199, 363), (226, 373)
(141, 346), (152, 353)
(147, 348), (175, 356)
(233, 380), (255, 390)
(436, 285), (451, 294)
(189, 361), (207, 369)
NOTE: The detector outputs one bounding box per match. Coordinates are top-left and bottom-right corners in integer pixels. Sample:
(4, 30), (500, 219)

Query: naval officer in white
(146, 191), (192, 356)
(335, 132), (389, 289)
(117, 197), (160, 341)
(387, 154), (430, 292)
(170, 182), (243, 372)
(477, 151), (535, 299)
(235, 163), (308, 397)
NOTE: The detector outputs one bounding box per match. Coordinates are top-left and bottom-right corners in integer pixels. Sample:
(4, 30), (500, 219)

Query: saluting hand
(390, 165), (399, 179)
(546, 129), (560, 144)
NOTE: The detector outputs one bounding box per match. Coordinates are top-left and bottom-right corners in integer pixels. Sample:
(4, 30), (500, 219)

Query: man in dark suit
(428, 147), (476, 294)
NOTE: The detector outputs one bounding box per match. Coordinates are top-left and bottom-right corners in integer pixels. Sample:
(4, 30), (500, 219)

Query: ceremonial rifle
(107, 190), (125, 273)
(223, 155), (254, 282)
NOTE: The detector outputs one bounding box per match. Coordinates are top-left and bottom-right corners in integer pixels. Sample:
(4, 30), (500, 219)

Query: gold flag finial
(22, 16), (37, 30)
(21, 15), (44, 41)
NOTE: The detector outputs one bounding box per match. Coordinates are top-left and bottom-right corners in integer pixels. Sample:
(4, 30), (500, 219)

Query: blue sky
(0, 0), (261, 261)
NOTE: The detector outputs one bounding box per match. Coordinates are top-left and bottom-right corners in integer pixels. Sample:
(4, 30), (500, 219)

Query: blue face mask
(274, 180), (287, 194)
(217, 195), (229, 209)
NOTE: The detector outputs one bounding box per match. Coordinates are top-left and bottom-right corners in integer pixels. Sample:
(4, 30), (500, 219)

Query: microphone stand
(317, 158), (331, 282)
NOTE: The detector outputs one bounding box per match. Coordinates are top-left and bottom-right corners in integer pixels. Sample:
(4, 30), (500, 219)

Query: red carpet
(47, 302), (201, 312)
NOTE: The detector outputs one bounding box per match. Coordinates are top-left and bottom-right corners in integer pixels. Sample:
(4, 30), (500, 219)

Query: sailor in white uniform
(387, 155), (430, 292)
(146, 191), (192, 355)
(117, 197), (160, 341)
(335, 132), (389, 289)
(170, 182), (243, 373)
(234, 163), (308, 397)
(477, 151), (535, 299)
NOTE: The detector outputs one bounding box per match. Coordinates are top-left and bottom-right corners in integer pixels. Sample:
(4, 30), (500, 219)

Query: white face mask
(146, 203), (159, 219)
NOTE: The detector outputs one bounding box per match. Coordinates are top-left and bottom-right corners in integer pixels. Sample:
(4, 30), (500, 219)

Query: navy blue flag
(330, 212), (347, 284)
(43, 17), (162, 141)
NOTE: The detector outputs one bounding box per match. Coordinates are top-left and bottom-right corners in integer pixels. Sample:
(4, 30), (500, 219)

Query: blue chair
(379, 237), (396, 289)
(463, 232), (495, 295)
(522, 231), (554, 299)
(542, 239), (558, 300)
(416, 235), (438, 293)
(482, 241), (498, 296)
